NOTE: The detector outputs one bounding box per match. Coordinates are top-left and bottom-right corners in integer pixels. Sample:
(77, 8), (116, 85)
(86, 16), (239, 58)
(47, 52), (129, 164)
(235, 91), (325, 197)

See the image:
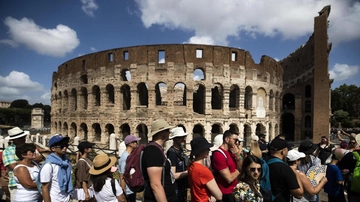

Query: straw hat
(89, 154), (117, 175)
(148, 119), (174, 137)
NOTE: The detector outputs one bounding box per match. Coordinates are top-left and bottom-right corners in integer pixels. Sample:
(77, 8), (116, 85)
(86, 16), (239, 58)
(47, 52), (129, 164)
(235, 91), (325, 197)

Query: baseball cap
(287, 150), (305, 161)
(49, 134), (70, 147)
(269, 138), (288, 151)
(124, 134), (141, 145)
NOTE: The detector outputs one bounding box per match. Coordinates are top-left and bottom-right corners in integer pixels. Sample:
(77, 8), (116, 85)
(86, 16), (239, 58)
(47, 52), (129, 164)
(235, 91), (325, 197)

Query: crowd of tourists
(0, 122), (360, 202)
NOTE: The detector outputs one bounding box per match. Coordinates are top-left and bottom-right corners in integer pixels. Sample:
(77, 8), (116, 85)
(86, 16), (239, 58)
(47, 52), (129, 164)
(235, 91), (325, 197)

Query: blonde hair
(250, 140), (262, 159)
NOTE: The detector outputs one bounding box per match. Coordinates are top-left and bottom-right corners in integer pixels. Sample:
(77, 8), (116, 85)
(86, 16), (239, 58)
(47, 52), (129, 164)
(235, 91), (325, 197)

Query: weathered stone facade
(31, 108), (44, 129)
(51, 6), (331, 146)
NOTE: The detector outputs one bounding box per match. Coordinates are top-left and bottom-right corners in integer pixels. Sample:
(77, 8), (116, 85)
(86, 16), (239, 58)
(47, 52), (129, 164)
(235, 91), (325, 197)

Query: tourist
(258, 133), (268, 157)
(211, 130), (241, 202)
(188, 136), (222, 202)
(317, 136), (335, 164)
(233, 155), (263, 202)
(89, 153), (126, 202)
(297, 140), (321, 174)
(119, 134), (141, 202)
(73, 141), (95, 202)
(287, 149), (328, 202)
(13, 143), (41, 202)
(166, 127), (189, 202)
(324, 151), (346, 202)
(39, 134), (72, 202)
(268, 138), (303, 201)
(141, 119), (176, 201)
(2, 127), (28, 202)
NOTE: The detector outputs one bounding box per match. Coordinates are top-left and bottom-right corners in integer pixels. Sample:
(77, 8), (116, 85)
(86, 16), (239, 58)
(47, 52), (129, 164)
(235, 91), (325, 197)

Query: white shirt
(40, 163), (71, 202)
(13, 164), (40, 202)
(94, 178), (123, 202)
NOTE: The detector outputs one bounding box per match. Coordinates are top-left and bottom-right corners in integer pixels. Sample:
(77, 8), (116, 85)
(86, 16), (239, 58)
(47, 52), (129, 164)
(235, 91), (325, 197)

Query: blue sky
(0, 0), (359, 105)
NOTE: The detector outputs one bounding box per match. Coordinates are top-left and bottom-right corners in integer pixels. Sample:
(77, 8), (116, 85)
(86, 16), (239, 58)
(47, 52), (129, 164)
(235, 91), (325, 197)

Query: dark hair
(90, 169), (113, 192)
(299, 154), (312, 166)
(276, 133), (286, 139)
(239, 155), (262, 197)
(15, 143), (36, 160)
(223, 130), (233, 142)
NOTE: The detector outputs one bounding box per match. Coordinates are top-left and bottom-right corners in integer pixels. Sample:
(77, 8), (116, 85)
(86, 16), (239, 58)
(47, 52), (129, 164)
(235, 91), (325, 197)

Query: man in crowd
(119, 134), (141, 202)
(212, 130), (241, 202)
(268, 138), (303, 201)
(167, 127), (189, 202)
(258, 133), (268, 157)
(142, 119), (176, 202)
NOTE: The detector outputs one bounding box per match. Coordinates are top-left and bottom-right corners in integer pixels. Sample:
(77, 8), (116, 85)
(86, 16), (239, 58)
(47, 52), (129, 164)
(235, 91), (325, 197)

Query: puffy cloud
(0, 39), (19, 48)
(90, 47), (97, 52)
(0, 71), (49, 104)
(1, 17), (80, 57)
(329, 63), (360, 81)
(135, 0), (360, 45)
(81, 0), (98, 17)
(186, 36), (214, 45)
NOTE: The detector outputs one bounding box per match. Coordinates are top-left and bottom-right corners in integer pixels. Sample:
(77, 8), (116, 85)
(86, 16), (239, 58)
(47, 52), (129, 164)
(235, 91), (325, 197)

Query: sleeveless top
(13, 163), (41, 202)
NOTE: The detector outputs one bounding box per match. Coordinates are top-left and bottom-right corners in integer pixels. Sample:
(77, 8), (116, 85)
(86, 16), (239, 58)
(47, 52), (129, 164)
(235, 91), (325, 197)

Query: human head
(286, 150), (305, 166)
(298, 140), (317, 156)
(8, 127), (28, 145)
(190, 136), (213, 159)
(210, 134), (223, 151)
(349, 137), (357, 149)
(258, 133), (266, 140)
(223, 130), (239, 149)
(240, 155), (262, 183)
(89, 153), (117, 175)
(77, 141), (95, 154)
(269, 138), (289, 160)
(15, 143), (36, 161)
(321, 136), (328, 144)
(124, 134), (141, 149)
(276, 133), (286, 140)
(170, 127), (188, 147)
(149, 119), (173, 142)
(339, 140), (348, 149)
(49, 134), (70, 156)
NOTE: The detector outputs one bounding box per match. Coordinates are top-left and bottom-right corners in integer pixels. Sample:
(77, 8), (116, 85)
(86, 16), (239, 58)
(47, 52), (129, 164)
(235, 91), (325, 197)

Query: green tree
(32, 103), (44, 108)
(331, 84), (360, 118)
(10, 99), (31, 109)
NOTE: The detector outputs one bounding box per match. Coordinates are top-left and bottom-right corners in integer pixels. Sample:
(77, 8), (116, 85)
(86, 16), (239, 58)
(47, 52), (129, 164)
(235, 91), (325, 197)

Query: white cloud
(329, 63), (360, 81)
(81, 0), (98, 17)
(0, 71), (50, 104)
(0, 39), (19, 48)
(135, 0), (360, 45)
(1, 17), (80, 57)
(90, 47), (97, 52)
(187, 36), (214, 45)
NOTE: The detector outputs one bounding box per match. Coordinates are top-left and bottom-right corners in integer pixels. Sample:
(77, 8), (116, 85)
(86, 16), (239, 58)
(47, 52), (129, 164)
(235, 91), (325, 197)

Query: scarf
(45, 153), (73, 194)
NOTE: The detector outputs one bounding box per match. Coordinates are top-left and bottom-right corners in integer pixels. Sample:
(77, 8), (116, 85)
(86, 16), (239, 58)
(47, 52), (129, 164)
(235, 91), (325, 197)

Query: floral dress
(233, 181), (263, 202)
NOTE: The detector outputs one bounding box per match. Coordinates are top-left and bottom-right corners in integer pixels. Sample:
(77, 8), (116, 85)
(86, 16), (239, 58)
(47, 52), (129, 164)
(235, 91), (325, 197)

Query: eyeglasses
(249, 167), (262, 172)
(350, 142), (356, 144)
(54, 144), (69, 149)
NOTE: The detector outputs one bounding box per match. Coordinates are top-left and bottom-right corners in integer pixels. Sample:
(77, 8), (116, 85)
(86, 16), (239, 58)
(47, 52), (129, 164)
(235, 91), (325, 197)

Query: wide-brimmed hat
(124, 134), (141, 145)
(8, 127), (28, 140)
(49, 134), (70, 147)
(169, 127), (188, 139)
(287, 150), (306, 161)
(89, 154), (117, 175)
(298, 140), (317, 155)
(190, 136), (213, 156)
(148, 119), (174, 137)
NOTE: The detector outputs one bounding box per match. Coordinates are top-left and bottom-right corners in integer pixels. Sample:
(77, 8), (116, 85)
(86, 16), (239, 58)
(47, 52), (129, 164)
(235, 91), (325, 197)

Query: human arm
(230, 145), (243, 172)
(113, 179), (127, 202)
(299, 172), (327, 196)
(13, 166), (37, 189)
(82, 181), (91, 200)
(42, 182), (51, 202)
(170, 166), (187, 179)
(2, 148), (17, 171)
(40, 163), (53, 202)
(116, 194), (127, 202)
(287, 166), (303, 199)
(147, 166), (167, 202)
(290, 171), (303, 199)
(206, 178), (222, 200)
(118, 154), (127, 192)
(167, 149), (188, 180)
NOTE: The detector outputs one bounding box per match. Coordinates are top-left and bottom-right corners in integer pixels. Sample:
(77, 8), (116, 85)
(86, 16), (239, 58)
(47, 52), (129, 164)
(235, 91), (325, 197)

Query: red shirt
(212, 147), (238, 194)
(188, 162), (214, 202)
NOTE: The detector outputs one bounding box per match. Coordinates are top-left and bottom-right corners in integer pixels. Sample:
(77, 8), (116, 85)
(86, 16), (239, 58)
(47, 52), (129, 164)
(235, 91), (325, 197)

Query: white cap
(287, 150), (305, 161)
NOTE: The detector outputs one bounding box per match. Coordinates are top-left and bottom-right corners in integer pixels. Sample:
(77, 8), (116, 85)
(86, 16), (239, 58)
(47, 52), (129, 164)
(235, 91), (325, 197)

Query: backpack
(260, 157), (285, 202)
(36, 162), (53, 195)
(123, 142), (166, 192)
(210, 148), (228, 174)
(351, 151), (360, 193)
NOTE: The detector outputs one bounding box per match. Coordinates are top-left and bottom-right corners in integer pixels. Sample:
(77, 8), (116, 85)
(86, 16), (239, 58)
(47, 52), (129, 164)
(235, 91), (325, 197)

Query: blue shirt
(324, 164), (344, 196)
(118, 151), (133, 195)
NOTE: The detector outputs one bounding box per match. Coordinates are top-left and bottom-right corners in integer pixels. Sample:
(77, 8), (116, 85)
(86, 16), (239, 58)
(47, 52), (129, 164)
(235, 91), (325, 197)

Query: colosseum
(51, 6), (331, 147)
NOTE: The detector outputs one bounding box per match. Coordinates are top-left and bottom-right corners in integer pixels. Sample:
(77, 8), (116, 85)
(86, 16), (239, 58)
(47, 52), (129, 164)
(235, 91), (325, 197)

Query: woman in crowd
(233, 155), (263, 202)
(287, 149), (328, 202)
(73, 141), (95, 202)
(13, 143), (41, 202)
(188, 136), (222, 202)
(89, 154), (126, 202)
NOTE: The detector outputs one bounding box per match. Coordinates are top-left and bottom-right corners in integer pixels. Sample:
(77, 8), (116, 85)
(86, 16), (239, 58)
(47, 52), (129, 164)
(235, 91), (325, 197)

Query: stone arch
(92, 85), (101, 106)
(244, 86), (253, 109)
(174, 82), (186, 106)
(211, 83), (223, 110)
(92, 123), (101, 141)
(193, 68), (205, 81)
(120, 84), (131, 110)
(137, 82), (148, 107)
(243, 124), (252, 148)
(283, 93), (295, 109)
(155, 82), (167, 106)
(192, 124), (204, 139)
(193, 84), (205, 114)
(281, 113), (295, 141)
(80, 123), (88, 140)
(211, 123), (223, 143)
(121, 69), (131, 81)
(71, 88), (77, 111)
(70, 122), (77, 138)
(136, 123), (148, 144)
(229, 123), (239, 134)
(269, 90), (274, 111)
(256, 123), (266, 135)
(106, 84), (115, 104)
(119, 123), (131, 140)
(80, 74), (88, 84)
(229, 84), (240, 109)
(81, 87), (88, 109)
(105, 124), (115, 135)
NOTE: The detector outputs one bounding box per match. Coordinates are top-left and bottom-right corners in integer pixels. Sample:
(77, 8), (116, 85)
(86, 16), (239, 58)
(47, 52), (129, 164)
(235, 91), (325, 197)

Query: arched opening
(70, 122), (77, 138)
(120, 85), (131, 110)
(255, 123), (266, 136)
(105, 124), (115, 135)
(80, 123), (88, 140)
(92, 85), (101, 106)
(106, 84), (115, 104)
(305, 85), (311, 98)
(136, 124), (148, 145)
(193, 84), (205, 114)
(137, 82), (148, 107)
(243, 124), (252, 148)
(229, 85), (240, 110)
(192, 124), (204, 139)
(211, 124), (223, 143)
(305, 100), (311, 112)
(174, 83), (186, 106)
(211, 83), (223, 110)
(244, 86), (253, 109)
(155, 82), (167, 106)
(281, 113), (295, 141)
(71, 88), (77, 111)
(80, 75), (88, 84)
(121, 69), (131, 81)
(193, 69), (205, 81)
(92, 123), (102, 141)
(120, 124), (131, 140)
(283, 93), (295, 109)
(63, 122), (68, 136)
(81, 87), (88, 109)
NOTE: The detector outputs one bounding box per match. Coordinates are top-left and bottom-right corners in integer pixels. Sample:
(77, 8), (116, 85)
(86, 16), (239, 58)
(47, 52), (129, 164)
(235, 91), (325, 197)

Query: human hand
(209, 196), (216, 202)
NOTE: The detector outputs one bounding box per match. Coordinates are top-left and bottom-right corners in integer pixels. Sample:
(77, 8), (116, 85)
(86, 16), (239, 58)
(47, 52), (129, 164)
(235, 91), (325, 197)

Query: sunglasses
(249, 167), (262, 172)
(349, 142), (356, 144)
(54, 144), (69, 149)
